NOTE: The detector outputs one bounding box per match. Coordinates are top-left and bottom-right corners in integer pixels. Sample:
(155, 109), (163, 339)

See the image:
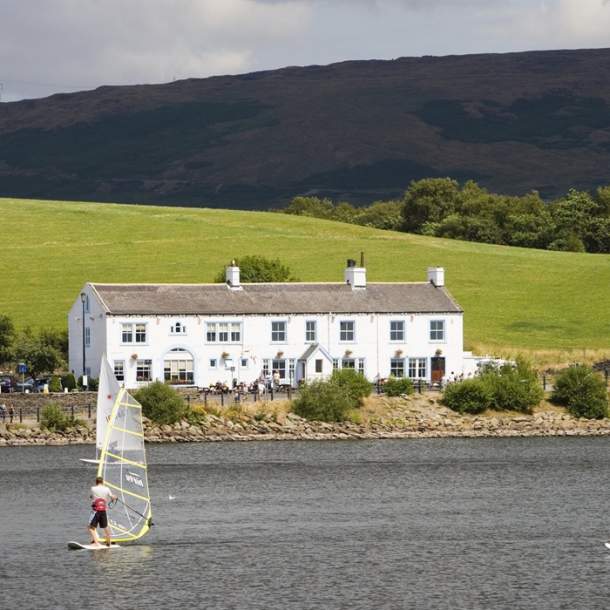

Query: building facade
(68, 261), (464, 389)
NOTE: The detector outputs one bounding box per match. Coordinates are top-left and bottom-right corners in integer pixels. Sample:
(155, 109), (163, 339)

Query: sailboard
(67, 541), (121, 551)
(605, 542), (610, 550)
(70, 359), (152, 549)
(80, 356), (120, 465)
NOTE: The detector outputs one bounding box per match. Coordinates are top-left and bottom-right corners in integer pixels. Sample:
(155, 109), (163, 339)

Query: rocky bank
(1, 396), (609, 447)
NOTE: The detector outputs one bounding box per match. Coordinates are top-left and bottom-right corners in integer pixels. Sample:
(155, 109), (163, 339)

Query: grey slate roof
(91, 282), (462, 316)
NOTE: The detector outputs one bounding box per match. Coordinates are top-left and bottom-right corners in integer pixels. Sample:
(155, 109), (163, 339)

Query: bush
(48, 375), (62, 393)
(329, 368), (372, 407)
(214, 255), (299, 283)
(552, 365), (608, 419)
(292, 380), (354, 422)
(479, 358), (543, 414)
(384, 376), (414, 397)
(133, 382), (186, 425)
(61, 373), (77, 391)
(443, 379), (491, 414)
(40, 403), (70, 431)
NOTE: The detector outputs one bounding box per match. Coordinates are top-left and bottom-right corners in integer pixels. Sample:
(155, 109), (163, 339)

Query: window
(332, 359), (339, 370)
(408, 358), (427, 379)
(305, 320), (317, 342)
(340, 320), (355, 342)
(271, 321), (287, 343)
(164, 359), (194, 385)
(430, 320), (445, 342)
(206, 322), (241, 343)
(84, 294), (90, 313)
(358, 358), (365, 375)
(390, 358), (405, 378)
(241, 358), (248, 367)
(121, 323), (133, 343)
(272, 359), (286, 380)
(209, 359), (217, 368)
(390, 320), (405, 342)
(84, 326), (91, 347)
(113, 361), (125, 382)
(342, 358), (355, 369)
(135, 323), (147, 343)
(315, 359), (323, 373)
(136, 359), (152, 382)
(289, 359), (296, 382)
(171, 321), (186, 334)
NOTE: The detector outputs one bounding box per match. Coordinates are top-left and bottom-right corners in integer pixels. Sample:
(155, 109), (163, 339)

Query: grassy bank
(1, 197), (609, 357)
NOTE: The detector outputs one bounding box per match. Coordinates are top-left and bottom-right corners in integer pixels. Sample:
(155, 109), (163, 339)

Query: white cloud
(0, 0), (608, 102)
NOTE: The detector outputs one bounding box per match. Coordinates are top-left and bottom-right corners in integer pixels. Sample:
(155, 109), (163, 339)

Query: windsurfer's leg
(88, 526), (99, 545)
(104, 527), (111, 546)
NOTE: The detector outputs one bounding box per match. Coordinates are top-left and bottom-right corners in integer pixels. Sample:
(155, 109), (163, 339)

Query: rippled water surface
(1, 438), (609, 609)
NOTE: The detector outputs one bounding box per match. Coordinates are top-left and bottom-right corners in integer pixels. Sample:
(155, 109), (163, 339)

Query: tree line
(281, 178), (610, 253)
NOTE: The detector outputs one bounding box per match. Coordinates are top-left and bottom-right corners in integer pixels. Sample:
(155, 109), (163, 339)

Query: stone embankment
(1, 397), (610, 446)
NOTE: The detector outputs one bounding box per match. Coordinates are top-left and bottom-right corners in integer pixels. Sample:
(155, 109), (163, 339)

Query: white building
(68, 259), (464, 389)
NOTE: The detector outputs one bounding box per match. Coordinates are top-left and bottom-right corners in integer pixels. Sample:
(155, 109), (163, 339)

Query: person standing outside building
(88, 476), (117, 546)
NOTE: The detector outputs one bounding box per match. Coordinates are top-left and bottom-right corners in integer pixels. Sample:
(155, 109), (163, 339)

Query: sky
(1, 0), (610, 102)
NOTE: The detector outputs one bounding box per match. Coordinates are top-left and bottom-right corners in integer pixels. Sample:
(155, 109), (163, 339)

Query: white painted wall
(67, 284), (107, 379)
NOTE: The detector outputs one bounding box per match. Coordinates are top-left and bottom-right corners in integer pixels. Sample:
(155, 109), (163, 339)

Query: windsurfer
(88, 476), (117, 546)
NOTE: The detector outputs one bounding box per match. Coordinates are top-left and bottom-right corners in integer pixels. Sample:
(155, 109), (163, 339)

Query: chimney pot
(225, 262), (241, 290)
(427, 267), (445, 287)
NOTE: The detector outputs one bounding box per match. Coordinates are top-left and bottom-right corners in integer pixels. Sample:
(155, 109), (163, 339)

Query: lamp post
(80, 292), (87, 390)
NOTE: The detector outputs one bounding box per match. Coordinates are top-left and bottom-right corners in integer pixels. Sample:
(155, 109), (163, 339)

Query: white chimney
(344, 252), (367, 289)
(225, 260), (241, 290)
(427, 267), (445, 287)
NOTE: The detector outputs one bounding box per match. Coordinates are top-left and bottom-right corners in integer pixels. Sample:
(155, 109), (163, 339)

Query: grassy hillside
(1, 198), (609, 358)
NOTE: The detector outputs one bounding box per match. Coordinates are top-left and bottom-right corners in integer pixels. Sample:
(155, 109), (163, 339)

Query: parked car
(15, 377), (35, 392)
(0, 376), (15, 393)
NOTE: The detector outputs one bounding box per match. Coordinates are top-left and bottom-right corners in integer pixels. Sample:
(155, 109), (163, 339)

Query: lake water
(0, 438), (609, 609)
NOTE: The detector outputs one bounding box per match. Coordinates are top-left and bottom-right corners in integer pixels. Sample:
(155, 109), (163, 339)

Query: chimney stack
(427, 267), (445, 287)
(225, 260), (242, 290)
(344, 255), (367, 289)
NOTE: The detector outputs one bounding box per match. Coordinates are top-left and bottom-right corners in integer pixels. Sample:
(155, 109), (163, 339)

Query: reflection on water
(1, 438), (609, 610)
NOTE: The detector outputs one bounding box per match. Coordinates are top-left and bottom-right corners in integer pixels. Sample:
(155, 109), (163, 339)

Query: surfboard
(604, 542), (610, 550)
(79, 458), (101, 465)
(67, 541), (121, 551)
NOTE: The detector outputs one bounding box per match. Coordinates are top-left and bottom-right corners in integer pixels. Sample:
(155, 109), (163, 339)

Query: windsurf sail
(97, 384), (152, 543)
(96, 356), (121, 457)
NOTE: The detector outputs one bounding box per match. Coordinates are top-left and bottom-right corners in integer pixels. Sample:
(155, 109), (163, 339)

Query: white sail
(97, 387), (152, 543)
(96, 356), (121, 454)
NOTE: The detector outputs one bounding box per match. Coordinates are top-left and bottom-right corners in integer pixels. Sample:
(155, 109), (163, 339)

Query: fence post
(37, 407), (40, 423)
(220, 392), (224, 407)
(270, 387), (274, 401)
(19, 408), (23, 423)
(253, 389), (257, 403)
(542, 374), (546, 391)
(417, 380), (422, 394)
(288, 386), (292, 400)
(187, 395), (191, 408)
(204, 391), (208, 407)
(71, 405), (74, 420)
(88, 403), (92, 419)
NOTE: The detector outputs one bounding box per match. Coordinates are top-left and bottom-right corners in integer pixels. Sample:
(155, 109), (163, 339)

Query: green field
(1, 197), (609, 357)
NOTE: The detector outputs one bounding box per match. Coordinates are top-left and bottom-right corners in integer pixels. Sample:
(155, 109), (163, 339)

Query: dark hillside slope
(1, 48), (610, 208)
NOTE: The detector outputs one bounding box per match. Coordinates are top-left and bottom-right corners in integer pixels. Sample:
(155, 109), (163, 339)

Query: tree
(214, 255), (299, 283)
(0, 315), (15, 364)
(13, 327), (64, 379)
(402, 177), (464, 232)
(283, 196), (335, 219)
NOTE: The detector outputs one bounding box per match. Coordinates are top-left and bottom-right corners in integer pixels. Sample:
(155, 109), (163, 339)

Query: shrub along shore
(2, 394), (610, 447)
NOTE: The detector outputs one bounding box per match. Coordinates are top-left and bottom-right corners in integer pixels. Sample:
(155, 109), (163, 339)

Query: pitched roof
(91, 282), (462, 316)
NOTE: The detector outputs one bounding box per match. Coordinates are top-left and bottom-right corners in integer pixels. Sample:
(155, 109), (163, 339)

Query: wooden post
(204, 391), (208, 407)
(542, 374), (546, 391)
(71, 405), (74, 420)
(220, 392), (224, 407)
(88, 403), (92, 419)
(36, 407), (40, 423)
(19, 408), (23, 423)
(287, 386), (292, 400)
(270, 387), (274, 401)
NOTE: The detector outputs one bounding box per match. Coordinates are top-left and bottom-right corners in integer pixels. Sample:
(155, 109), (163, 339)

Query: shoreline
(2, 397), (610, 446)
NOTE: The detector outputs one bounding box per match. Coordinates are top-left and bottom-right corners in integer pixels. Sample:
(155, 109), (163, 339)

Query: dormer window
(171, 321), (186, 335)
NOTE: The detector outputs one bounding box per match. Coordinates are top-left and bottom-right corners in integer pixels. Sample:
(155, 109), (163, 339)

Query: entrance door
(431, 357), (445, 383)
